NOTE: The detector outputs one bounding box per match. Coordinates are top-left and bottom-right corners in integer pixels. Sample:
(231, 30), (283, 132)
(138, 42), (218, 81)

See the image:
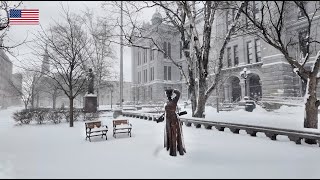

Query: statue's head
(165, 89), (173, 100)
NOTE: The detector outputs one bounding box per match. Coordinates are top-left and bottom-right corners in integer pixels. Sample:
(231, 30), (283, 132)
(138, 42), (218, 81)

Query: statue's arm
(172, 89), (180, 103)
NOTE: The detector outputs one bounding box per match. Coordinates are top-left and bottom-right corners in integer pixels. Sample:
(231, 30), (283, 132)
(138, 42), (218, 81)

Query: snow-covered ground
(1, 106), (320, 178)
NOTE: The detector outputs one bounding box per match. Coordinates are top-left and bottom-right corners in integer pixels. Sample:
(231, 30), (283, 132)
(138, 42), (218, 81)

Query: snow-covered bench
(113, 120), (132, 138)
(85, 121), (108, 142)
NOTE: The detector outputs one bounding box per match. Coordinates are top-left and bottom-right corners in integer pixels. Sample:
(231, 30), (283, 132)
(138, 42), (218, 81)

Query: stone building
(131, 12), (188, 104)
(215, 1), (319, 102)
(132, 2), (320, 105)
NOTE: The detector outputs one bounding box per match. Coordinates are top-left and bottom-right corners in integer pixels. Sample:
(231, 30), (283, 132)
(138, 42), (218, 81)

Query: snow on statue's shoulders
(85, 93), (97, 97)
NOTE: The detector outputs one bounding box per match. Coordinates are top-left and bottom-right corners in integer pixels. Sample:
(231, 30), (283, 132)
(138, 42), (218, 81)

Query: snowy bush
(33, 109), (50, 125)
(63, 109), (84, 122)
(12, 109), (34, 125)
(48, 110), (63, 124)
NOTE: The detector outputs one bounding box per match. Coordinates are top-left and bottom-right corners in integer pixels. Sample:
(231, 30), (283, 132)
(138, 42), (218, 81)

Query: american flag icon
(9, 9), (39, 25)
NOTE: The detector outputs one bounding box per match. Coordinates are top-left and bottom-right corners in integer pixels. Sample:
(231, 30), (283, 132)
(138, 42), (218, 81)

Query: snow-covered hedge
(12, 108), (88, 125)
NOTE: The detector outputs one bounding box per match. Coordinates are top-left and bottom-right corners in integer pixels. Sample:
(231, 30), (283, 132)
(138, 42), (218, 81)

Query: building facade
(132, 2), (320, 105)
(131, 12), (188, 104)
(216, 1), (320, 102)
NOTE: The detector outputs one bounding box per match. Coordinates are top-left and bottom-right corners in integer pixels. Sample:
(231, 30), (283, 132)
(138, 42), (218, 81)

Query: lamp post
(107, 84), (114, 110)
(111, 89), (113, 109)
(240, 67), (250, 97)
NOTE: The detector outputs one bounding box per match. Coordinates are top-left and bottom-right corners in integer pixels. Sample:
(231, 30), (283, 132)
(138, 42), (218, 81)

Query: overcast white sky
(5, 1), (157, 82)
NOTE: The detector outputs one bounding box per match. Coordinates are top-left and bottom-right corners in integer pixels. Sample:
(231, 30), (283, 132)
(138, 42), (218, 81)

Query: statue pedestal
(84, 94), (97, 113)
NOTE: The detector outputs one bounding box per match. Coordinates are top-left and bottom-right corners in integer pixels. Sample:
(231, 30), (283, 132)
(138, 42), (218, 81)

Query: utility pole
(120, 1), (124, 109)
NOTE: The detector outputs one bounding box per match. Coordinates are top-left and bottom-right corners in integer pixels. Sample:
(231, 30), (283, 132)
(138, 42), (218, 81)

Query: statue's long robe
(163, 90), (186, 156)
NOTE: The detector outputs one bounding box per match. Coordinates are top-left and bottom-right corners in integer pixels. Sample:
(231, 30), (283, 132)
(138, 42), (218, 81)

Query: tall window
(150, 49), (154, 61)
(227, 47), (232, 67)
(143, 69), (148, 82)
(247, 41), (253, 64)
(150, 87), (152, 100)
(143, 49), (147, 63)
(138, 50), (141, 65)
(168, 66), (171, 80)
(163, 41), (171, 58)
(168, 42), (171, 58)
(164, 66), (167, 80)
(234, 45), (239, 66)
(255, 39), (261, 62)
(163, 42), (167, 58)
(138, 71), (141, 83)
(150, 67), (154, 81)
(164, 66), (171, 80)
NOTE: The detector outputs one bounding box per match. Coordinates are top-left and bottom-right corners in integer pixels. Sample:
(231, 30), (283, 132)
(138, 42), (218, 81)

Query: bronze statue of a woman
(163, 89), (186, 156)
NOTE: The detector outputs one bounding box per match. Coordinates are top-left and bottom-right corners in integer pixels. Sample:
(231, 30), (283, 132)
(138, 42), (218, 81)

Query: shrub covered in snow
(33, 108), (50, 124)
(12, 108), (88, 125)
(12, 109), (34, 125)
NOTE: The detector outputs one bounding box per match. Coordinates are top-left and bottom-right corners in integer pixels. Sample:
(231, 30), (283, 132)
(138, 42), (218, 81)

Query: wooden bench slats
(85, 121), (108, 142)
(113, 119), (132, 138)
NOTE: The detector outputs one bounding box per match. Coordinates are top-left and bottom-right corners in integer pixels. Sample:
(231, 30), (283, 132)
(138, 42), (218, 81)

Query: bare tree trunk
(304, 76), (319, 144)
(194, 77), (206, 118)
(97, 87), (100, 107)
(216, 87), (219, 113)
(189, 79), (197, 116)
(31, 88), (35, 109)
(52, 92), (56, 110)
(24, 102), (28, 110)
(69, 98), (74, 127)
(36, 94), (39, 108)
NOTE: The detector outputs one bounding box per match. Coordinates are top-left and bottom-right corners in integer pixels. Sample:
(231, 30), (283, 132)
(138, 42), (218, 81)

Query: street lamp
(107, 84), (114, 110)
(240, 67), (251, 97)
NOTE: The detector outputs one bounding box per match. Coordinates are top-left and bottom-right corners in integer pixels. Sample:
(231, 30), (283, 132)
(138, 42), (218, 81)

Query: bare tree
(82, 8), (116, 106)
(240, 2), (320, 135)
(104, 1), (247, 117)
(7, 69), (42, 110)
(37, 77), (63, 109)
(32, 5), (89, 127)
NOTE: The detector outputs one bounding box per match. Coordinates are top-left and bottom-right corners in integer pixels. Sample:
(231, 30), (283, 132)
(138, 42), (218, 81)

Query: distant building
(0, 39), (22, 108)
(10, 73), (23, 106)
